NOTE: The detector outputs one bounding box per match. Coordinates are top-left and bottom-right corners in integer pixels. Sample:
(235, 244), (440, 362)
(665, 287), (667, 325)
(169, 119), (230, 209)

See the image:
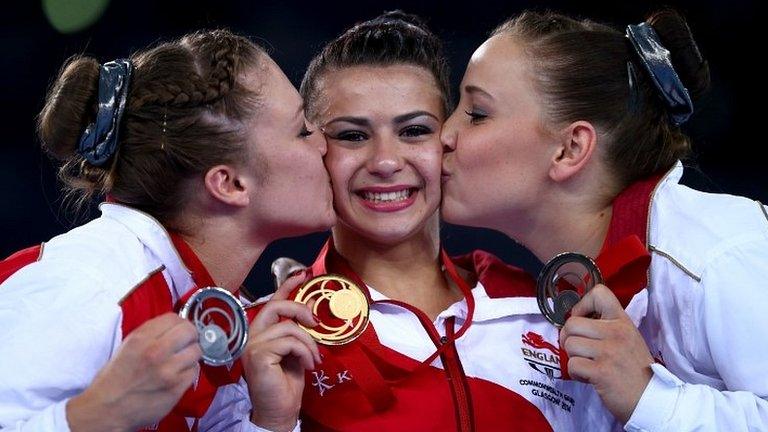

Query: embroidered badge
(521, 331), (563, 379)
(311, 369), (353, 396)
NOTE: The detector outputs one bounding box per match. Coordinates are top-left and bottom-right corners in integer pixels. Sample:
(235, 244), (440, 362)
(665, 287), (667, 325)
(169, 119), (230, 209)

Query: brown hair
(37, 29), (265, 224)
(493, 9), (710, 189)
(300, 10), (451, 119)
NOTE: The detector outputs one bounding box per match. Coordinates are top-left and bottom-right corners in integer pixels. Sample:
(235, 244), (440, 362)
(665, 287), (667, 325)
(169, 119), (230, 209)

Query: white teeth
(362, 189), (412, 203)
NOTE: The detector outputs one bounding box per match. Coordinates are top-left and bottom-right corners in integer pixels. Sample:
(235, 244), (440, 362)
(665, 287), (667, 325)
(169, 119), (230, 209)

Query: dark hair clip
(77, 59), (133, 166)
(626, 22), (693, 126)
(626, 61), (642, 116)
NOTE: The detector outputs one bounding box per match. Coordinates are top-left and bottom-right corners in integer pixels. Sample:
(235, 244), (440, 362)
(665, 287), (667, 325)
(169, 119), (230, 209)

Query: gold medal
(294, 275), (370, 345)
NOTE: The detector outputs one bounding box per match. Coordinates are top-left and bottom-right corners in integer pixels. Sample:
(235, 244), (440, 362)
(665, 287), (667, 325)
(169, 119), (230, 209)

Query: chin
(366, 223), (428, 245)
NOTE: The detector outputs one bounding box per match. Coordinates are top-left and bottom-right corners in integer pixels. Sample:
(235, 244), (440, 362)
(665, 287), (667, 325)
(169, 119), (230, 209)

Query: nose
(440, 113), (457, 154)
(366, 136), (403, 178)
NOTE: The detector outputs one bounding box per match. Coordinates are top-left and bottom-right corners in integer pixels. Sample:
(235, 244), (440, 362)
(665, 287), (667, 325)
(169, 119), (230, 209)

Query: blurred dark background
(1, 0), (763, 297)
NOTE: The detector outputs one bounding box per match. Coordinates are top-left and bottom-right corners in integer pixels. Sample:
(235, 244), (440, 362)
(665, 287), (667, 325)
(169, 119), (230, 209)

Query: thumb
(569, 284), (624, 320)
(273, 271), (309, 301)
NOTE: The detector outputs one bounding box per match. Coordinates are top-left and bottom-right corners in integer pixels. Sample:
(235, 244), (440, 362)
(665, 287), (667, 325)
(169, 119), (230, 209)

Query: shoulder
(451, 249), (536, 299)
(1, 214), (163, 305)
(649, 164), (768, 280)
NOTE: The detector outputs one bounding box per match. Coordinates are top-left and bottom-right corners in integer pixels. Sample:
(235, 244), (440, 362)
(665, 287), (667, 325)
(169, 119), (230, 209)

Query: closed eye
(299, 122), (315, 138)
(464, 110), (488, 124)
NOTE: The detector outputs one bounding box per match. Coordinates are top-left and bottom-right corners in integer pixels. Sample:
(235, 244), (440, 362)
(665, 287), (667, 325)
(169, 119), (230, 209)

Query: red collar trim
(593, 173), (664, 308)
(451, 250), (536, 299)
(308, 238), (476, 363)
(601, 173), (664, 251)
(168, 233), (234, 304)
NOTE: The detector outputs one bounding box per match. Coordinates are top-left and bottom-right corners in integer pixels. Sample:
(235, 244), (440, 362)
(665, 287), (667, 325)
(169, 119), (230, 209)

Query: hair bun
(646, 9), (710, 102)
(38, 55), (101, 161)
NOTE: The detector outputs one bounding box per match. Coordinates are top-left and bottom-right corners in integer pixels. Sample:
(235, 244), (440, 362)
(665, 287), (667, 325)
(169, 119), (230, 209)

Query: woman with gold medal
(244, 11), (621, 432)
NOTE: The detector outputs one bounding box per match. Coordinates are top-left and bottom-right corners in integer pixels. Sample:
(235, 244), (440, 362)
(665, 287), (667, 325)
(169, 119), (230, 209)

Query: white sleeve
(0, 260), (121, 431)
(626, 237), (768, 431)
(197, 380), (300, 432)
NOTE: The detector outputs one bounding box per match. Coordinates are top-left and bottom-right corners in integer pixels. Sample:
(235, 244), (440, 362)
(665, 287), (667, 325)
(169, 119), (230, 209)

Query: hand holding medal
(271, 257), (370, 345)
(536, 252), (604, 328)
(178, 287), (249, 366)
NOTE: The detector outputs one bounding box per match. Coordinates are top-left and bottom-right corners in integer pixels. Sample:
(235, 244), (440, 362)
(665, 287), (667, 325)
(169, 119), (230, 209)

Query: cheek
(456, 129), (504, 174)
(411, 143), (442, 181)
(325, 151), (355, 194)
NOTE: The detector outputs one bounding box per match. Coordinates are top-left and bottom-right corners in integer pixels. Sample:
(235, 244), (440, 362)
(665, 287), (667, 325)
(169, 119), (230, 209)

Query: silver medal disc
(536, 252), (603, 328)
(179, 287), (248, 366)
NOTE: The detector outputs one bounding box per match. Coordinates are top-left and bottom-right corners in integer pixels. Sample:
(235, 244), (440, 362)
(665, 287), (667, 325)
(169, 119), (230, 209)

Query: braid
(38, 28), (265, 222)
(208, 34), (240, 95)
(129, 31), (244, 110)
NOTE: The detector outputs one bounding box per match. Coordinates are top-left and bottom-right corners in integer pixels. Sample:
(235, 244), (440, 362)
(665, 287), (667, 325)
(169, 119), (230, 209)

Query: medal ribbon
(305, 241), (476, 412)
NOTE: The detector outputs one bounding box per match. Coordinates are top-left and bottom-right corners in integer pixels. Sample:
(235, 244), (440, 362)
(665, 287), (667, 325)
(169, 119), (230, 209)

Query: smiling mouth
(356, 188), (416, 204)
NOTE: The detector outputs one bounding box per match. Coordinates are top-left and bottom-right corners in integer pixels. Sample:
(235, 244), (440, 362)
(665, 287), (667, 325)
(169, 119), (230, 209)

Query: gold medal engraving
(294, 275), (369, 345)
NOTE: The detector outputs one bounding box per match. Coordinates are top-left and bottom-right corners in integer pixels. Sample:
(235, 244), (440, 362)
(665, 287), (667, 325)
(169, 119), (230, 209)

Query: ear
(548, 121), (598, 183)
(203, 164), (250, 207)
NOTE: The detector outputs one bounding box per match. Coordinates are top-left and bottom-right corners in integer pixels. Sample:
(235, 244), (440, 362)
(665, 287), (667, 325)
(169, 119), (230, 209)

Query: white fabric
(625, 162), (768, 431)
(0, 204), (262, 431)
(314, 283), (623, 430)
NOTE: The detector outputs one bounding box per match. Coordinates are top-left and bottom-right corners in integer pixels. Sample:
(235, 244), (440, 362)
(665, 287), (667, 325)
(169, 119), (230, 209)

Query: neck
(180, 215), (267, 292)
(332, 214), (464, 320)
(505, 193), (613, 264)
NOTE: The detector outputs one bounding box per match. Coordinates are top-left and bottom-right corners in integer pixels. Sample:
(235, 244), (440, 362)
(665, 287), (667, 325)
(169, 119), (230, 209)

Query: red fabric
(602, 173), (663, 250)
(121, 234), (244, 431)
(593, 173), (664, 308)
(0, 236), (243, 431)
(595, 235), (651, 308)
(452, 250), (537, 299)
(297, 240), (552, 431)
(556, 174), (662, 380)
(442, 316), (475, 432)
(301, 341), (551, 431)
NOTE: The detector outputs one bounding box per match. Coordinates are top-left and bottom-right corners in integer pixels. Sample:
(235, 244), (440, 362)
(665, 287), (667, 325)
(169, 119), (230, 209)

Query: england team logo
(520, 331), (564, 379)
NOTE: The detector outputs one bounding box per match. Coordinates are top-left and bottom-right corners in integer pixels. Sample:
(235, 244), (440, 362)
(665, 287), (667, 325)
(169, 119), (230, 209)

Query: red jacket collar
(168, 233), (236, 304)
(601, 172), (664, 251)
(310, 238), (537, 300)
(594, 172), (665, 307)
(451, 250), (537, 299)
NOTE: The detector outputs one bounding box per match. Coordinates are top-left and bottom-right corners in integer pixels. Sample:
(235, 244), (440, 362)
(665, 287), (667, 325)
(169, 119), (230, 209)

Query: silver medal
(179, 287), (248, 366)
(536, 252), (603, 328)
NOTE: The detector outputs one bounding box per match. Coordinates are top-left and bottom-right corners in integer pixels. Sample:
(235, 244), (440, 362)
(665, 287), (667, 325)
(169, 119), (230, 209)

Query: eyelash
(335, 131), (367, 142)
(464, 110), (488, 124)
(333, 126), (432, 142)
(401, 125), (432, 137)
(299, 123), (314, 138)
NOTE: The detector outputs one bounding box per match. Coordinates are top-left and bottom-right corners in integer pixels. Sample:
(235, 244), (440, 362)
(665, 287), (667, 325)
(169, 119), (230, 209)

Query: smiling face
(440, 34), (558, 234)
(313, 64), (445, 247)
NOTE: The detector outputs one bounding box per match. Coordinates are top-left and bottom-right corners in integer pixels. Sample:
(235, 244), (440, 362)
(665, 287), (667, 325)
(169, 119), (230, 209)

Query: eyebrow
(393, 110), (439, 123)
(324, 116), (370, 127)
(464, 85), (494, 100)
(324, 111), (439, 128)
(295, 104), (305, 120)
